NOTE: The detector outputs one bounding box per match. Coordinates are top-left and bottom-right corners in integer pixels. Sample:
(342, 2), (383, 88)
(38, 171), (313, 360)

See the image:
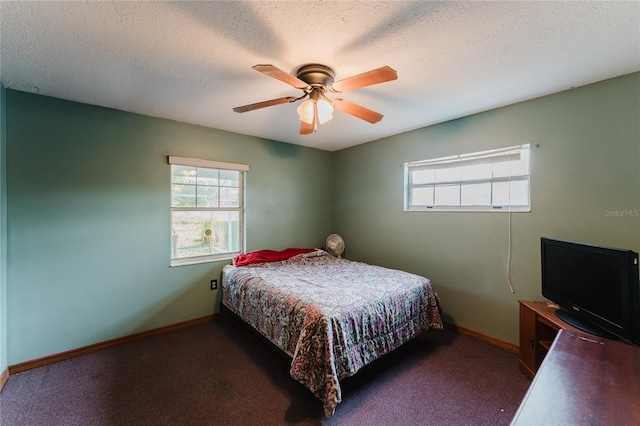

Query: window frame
(168, 156), (248, 267)
(404, 144), (531, 212)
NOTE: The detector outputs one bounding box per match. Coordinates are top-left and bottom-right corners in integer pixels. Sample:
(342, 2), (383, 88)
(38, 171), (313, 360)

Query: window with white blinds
(404, 144), (530, 212)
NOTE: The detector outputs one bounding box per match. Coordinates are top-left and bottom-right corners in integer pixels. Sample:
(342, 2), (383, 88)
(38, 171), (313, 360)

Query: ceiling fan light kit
(296, 91), (333, 125)
(233, 63), (397, 135)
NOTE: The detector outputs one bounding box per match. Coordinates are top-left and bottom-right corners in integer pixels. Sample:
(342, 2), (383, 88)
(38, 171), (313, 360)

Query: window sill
(405, 207), (531, 213)
(170, 254), (236, 267)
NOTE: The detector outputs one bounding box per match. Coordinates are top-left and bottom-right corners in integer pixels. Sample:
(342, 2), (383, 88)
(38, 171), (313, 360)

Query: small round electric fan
(326, 234), (345, 257)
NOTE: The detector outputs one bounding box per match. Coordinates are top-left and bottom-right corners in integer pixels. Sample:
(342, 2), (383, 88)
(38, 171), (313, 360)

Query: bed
(221, 249), (443, 417)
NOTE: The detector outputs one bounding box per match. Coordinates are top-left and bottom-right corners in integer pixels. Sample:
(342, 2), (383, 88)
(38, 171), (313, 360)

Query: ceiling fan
(233, 64), (397, 135)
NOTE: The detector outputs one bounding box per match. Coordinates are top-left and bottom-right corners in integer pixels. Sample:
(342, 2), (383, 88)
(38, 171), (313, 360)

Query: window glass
(435, 166), (461, 183)
(196, 186), (218, 208)
(434, 185), (460, 206)
(196, 168), (218, 186)
(220, 169), (239, 187)
(171, 210), (240, 259)
(493, 180), (529, 206)
(411, 168), (435, 185)
(461, 182), (492, 206)
(412, 187), (434, 206)
(171, 184), (196, 208)
(172, 165), (196, 184)
(461, 163), (492, 181)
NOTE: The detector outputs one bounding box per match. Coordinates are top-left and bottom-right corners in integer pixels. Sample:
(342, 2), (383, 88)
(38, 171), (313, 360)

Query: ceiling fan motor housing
(296, 64), (335, 87)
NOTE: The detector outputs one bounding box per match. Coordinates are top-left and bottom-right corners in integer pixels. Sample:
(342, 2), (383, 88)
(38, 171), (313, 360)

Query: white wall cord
(506, 171), (515, 293)
(507, 206), (514, 293)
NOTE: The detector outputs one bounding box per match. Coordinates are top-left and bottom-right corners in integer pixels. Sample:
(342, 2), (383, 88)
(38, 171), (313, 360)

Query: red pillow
(233, 248), (317, 266)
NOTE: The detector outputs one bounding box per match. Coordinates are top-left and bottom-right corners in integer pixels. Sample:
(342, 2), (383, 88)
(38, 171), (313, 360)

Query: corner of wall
(0, 83), (8, 389)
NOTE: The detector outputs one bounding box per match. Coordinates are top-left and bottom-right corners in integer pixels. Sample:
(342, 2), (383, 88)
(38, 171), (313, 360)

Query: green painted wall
(5, 73), (639, 365)
(6, 90), (333, 364)
(333, 73), (640, 344)
(0, 84), (7, 377)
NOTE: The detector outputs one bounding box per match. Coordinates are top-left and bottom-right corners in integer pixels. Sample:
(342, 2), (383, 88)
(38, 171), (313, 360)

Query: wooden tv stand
(512, 328), (640, 425)
(518, 300), (590, 378)
(515, 301), (640, 425)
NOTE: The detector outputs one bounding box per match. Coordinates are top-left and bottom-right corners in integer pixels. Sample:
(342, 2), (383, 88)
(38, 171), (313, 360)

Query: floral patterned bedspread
(222, 251), (443, 417)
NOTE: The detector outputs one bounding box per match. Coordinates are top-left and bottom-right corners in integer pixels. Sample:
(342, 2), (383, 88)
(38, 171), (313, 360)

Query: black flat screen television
(541, 237), (640, 344)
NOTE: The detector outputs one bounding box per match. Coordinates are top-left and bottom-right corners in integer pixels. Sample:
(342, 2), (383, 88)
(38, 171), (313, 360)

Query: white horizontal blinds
(405, 144), (530, 211)
(407, 146), (522, 172)
(167, 156), (249, 172)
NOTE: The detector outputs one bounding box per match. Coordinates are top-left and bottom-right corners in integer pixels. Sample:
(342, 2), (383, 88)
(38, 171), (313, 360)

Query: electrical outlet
(210, 279), (218, 290)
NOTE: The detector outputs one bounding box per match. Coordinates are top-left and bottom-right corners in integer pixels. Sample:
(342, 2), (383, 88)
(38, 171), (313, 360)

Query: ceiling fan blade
(328, 66), (397, 93)
(233, 96), (298, 113)
(253, 64), (310, 90)
(300, 104), (317, 135)
(333, 99), (384, 124)
(300, 120), (315, 135)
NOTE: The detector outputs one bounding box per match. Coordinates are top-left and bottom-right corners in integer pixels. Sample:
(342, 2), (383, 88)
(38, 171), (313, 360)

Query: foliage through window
(169, 156), (248, 266)
(404, 144), (530, 212)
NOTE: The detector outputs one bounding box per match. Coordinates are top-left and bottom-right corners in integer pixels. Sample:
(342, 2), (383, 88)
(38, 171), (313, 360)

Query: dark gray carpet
(0, 314), (531, 425)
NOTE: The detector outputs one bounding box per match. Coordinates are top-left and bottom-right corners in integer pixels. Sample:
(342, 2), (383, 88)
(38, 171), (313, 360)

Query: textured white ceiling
(1, 1), (639, 151)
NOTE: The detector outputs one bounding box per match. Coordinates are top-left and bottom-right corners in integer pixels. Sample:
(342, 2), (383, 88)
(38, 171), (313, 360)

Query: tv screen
(541, 237), (639, 343)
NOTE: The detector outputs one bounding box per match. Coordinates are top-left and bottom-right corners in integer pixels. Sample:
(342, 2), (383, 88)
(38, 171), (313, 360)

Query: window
(168, 156), (248, 266)
(404, 144), (530, 212)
